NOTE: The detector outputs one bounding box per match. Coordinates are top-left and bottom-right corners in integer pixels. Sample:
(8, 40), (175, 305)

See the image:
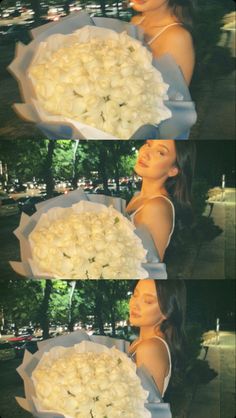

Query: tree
(30, 0), (43, 23)
(0, 278), (43, 329)
(44, 141), (56, 198)
(0, 139), (49, 183)
(192, 0), (235, 85)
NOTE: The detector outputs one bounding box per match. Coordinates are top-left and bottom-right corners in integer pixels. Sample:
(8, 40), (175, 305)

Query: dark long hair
(154, 280), (187, 372)
(168, 0), (195, 28)
(165, 141), (196, 225)
(132, 280), (187, 372)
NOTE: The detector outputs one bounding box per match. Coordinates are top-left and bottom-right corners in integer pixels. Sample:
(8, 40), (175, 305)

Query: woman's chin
(131, 3), (144, 12)
(134, 163), (144, 177)
(129, 316), (141, 326)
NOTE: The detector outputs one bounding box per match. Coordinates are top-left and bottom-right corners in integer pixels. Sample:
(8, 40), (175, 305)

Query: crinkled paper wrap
(10, 189), (168, 280)
(16, 330), (172, 418)
(8, 11), (197, 140)
(27, 199), (148, 279)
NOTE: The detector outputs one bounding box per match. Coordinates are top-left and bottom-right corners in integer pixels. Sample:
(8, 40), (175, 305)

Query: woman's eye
(144, 299), (153, 304)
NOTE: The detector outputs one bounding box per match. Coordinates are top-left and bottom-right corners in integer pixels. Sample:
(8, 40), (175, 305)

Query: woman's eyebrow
(157, 144), (169, 152)
(143, 293), (157, 298)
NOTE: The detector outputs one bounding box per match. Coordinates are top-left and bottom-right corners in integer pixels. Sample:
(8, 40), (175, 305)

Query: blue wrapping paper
(16, 330), (172, 418)
(8, 11), (197, 140)
(10, 189), (167, 280)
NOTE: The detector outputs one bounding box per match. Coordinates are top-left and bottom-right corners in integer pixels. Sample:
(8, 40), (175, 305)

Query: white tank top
(136, 16), (181, 45)
(130, 335), (172, 397)
(129, 194), (175, 250)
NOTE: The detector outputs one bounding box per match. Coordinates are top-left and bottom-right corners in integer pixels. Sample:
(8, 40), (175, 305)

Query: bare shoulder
(136, 338), (168, 362)
(152, 24), (195, 84)
(142, 196), (173, 218)
(162, 24), (194, 47)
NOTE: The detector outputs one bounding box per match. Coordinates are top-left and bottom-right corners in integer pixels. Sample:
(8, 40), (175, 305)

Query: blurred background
(0, 279), (235, 418)
(0, 139), (235, 279)
(0, 0), (235, 139)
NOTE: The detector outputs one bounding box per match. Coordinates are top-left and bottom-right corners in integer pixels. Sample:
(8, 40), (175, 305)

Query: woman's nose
(130, 297), (139, 309)
(140, 145), (150, 159)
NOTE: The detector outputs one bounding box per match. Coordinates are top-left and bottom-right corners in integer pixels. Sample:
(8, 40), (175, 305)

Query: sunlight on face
(129, 280), (165, 327)
(131, 0), (169, 14)
(134, 140), (178, 181)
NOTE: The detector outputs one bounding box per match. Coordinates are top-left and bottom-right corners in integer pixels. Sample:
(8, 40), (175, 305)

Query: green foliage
(0, 139), (48, 183)
(0, 278), (132, 337)
(192, 0), (235, 85)
(167, 323), (217, 417)
(0, 278), (43, 327)
(192, 178), (209, 219)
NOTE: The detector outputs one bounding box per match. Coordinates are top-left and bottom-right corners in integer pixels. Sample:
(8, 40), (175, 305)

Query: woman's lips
(132, 0), (146, 4)
(130, 311), (141, 318)
(137, 158), (148, 168)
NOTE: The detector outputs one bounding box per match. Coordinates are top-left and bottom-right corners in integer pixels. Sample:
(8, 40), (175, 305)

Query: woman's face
(131, 0), (169, 14)
(129, 280), (166, 328)
(134, 140), (178, 181)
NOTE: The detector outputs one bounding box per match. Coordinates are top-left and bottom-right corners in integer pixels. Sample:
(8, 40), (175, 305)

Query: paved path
(190, 26), (235, 140)
(189, 332), (236, 418)
(190, 189), (236, 279)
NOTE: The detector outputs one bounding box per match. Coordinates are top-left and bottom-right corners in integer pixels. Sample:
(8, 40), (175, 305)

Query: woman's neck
(140, 177), (167, 198)
(139, 325), (163, 340)
(141, 4), (176, 27)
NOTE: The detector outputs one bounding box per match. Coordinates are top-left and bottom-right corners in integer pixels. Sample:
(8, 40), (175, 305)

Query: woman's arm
(151, 26), (195, 85)
(135, 339), (169, 396)
(134, 197), (173, 261)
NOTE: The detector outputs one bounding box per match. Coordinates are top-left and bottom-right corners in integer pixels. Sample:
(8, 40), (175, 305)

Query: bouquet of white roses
(31, 341), (151, 418)
(10, 189), (167, 280)
(16, 331), (172, 418)
(28, 200), (147, 279)
(8, 11), (197, 140)
(28, 26), (171, 139)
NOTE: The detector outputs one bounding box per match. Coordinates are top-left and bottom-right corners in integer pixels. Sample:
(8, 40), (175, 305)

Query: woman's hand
(134, 196), (174, 261)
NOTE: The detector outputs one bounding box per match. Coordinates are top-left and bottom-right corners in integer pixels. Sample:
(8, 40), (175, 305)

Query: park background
(0, 0), (235, 139)
(0, 139), (235, 279)
(0, 279), (235, 418)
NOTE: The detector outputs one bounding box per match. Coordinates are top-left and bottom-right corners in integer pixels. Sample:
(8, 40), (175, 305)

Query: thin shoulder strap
(129, 336), (172, 373)
(147, 22), (181, 45)
(153, 336), (172, 373)
(132, 195), (175, 248)
(136, 16), (145, 25)
(158, 196), (175, 247)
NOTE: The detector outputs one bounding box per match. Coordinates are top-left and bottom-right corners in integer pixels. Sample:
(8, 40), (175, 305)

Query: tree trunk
(99, 0), (106, 16)
(116, 0), (120, 16)
(68, 281), (76, 331)
(64, 0), (71, 15)
(98, 147), (109, 194)
(94, 282), (105, 335)
(40, 280), (52, 340)
(71, 140), (80, 190)
(44, 140), (56, 198)
(114, 160), (120, 194)
(110, 307), (116, 337)
(110, 283), (116, 337)
(30, 0), (42, 23)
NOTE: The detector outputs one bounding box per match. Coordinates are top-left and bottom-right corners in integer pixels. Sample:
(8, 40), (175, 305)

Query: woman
(130, 0), (195, 85)
(126, 139), (196, 261)
(129, 279), (186, 397)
